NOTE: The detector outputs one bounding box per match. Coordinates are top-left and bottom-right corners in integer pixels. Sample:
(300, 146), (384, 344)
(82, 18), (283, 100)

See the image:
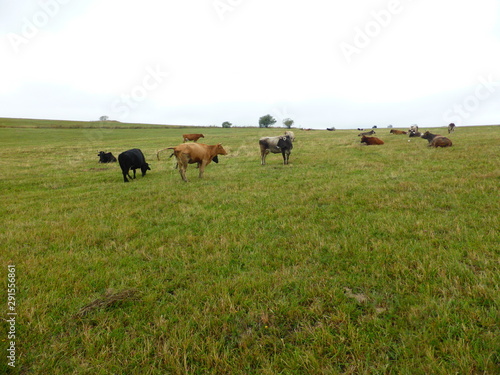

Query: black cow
(118, 149), (151, 182)
(358, 130), (376, 137)
(408, 130), (422, 137)
(97, 151), (117, 163)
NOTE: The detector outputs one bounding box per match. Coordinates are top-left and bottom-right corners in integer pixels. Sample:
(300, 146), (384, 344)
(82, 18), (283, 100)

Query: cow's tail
(157, 147), (175, 161)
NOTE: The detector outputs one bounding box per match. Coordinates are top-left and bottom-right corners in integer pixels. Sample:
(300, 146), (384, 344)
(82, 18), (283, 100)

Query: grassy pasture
(1, 120), (499, 374)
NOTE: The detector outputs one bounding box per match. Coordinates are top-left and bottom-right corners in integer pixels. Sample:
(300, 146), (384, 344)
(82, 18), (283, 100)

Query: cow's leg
(261, 150), (268, 165)
(178, 163), (188, 182)
(125, 168), (134, 181)
(122, 171), (129, 183)
(131, 168), (137, 179)
(177, 155), (188, 182)
(198, 160), (208, 178)
(282, 150), (290, 165)
(281, 150), (288, 165)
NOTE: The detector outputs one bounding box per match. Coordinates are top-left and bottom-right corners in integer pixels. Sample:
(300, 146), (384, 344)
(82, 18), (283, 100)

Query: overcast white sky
(2, 0), (500, 128)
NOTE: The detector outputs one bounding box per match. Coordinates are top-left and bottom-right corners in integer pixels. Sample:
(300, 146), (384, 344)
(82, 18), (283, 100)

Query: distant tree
(283, 118), (294, 128)
(387, 124), (393, 128)
(372, 125), (378, 129)
(259, 114), (277, 128)
(100, 115), (109, 121)
(222, 121), (232, 128)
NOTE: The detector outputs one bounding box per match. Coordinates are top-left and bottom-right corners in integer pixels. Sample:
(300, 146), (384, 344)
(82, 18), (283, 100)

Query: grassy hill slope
(1, 122), (499, 374)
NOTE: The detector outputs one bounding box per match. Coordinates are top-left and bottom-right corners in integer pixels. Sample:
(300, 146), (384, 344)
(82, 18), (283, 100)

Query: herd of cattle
(98, 125), (455, 183)
(357, 123), (454, 147)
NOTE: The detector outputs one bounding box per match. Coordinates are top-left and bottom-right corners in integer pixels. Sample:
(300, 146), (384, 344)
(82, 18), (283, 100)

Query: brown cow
(182, 133), (204, 143)
(360, 135), (384, 145)
(390, 129), (407, 135)
(421, 131), (452, 147)
(430, 137), (453, 147)
(167, 143), (227, 182)
(420, 131), (441, 143)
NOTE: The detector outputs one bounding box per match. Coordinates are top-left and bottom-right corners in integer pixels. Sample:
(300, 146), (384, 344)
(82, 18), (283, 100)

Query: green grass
(1, 120), (499, 374)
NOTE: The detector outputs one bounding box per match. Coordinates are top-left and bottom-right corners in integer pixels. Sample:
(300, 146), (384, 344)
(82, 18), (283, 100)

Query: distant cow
(421, 131), (452, 148)
(182, 133), (204, 143)
(408, 130), (422, 137)
(259, 135), (293, 165)
(360, 135), (384, 145)
(326, 127), (335, 131)
(97, 151), (117, 163)
(118, 149), (151, 182)
(167, 143), (227, 182)
(358, 130), (376, 137)
(409, 125), (419, 133)
(390, 129), (407, 135)
(448, 123), (456, 134)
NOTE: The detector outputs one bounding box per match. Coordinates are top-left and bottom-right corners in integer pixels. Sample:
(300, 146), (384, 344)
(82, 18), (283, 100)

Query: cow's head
(421, 131), (431, 140)
(215, 143), (227, 155)
(141, 163), (151, 176)
(277, 136), (292, 150)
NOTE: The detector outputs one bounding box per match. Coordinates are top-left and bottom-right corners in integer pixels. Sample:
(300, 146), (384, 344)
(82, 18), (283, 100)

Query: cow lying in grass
(390, 129), (407, 135)
(358, 130), (376, 137)
(167, 143), (227, 182)
(421, 131), (453, 148)
(360, 135), (384, 145)
(408, 130), (422, 137)
(97, 151), (117, 163)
